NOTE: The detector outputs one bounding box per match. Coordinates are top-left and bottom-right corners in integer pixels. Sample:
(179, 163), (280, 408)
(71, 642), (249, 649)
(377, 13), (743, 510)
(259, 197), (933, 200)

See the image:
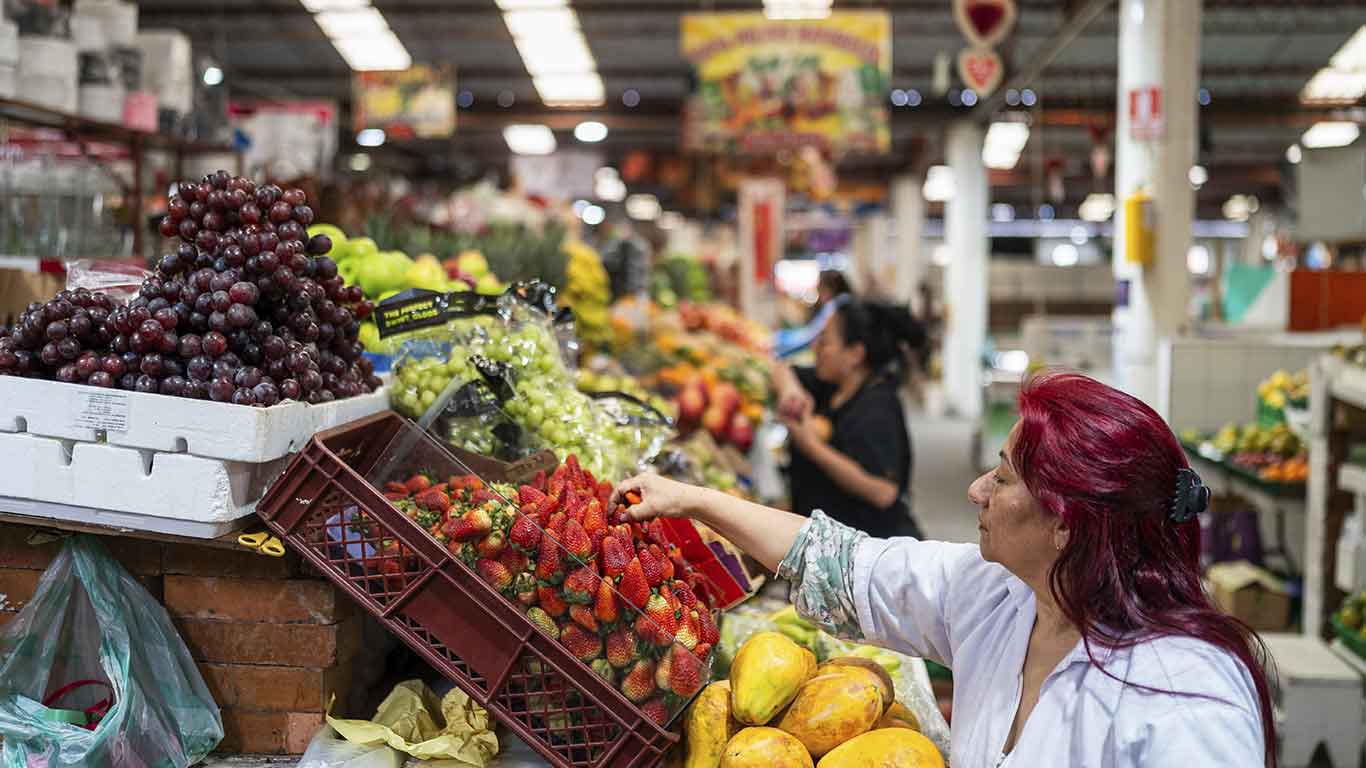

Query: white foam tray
(0, 377), (389, 463)
(0, 430), (284, 531)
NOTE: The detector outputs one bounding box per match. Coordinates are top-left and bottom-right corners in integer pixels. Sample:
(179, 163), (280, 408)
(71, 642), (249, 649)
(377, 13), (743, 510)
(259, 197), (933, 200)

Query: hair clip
(1170, 467), (1210, 524)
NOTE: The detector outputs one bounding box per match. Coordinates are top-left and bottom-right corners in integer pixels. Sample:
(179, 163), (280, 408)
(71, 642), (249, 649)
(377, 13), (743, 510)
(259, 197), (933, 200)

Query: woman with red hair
(615, 371), (1276, 767)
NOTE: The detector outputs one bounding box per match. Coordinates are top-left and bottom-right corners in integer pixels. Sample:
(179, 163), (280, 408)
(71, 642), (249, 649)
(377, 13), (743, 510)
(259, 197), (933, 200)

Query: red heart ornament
(958, 47), (1004, 96)
(953, 0), (1017, 48)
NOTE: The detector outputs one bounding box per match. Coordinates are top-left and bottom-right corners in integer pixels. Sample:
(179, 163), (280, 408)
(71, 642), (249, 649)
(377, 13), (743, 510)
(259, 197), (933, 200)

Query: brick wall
(0, 524), (393, 755)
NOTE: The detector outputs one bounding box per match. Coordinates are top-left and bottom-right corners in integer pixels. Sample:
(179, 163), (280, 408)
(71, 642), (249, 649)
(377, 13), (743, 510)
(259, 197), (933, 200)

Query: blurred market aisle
(909, 411), (983, 546)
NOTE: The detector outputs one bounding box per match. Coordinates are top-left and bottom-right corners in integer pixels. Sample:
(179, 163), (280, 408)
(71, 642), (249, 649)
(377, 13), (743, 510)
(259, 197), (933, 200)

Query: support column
(1113, 0), (1201, 416)
(944, 120), (988, 420)
(893, 174), (927, 310)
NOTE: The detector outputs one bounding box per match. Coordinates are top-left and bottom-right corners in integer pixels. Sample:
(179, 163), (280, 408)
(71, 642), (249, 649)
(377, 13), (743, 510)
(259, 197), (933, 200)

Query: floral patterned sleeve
(775, 510), (868, 640)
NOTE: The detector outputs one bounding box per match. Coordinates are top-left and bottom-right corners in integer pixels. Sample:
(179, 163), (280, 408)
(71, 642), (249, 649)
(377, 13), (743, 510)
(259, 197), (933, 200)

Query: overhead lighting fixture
(1051, 243), (1079, 267)
(625, 193), (661, 221)
(356, 128), (386, 147)
(1187, 244), (1211, 275)
(581, 204), (606, 226)
(923, 165), (955, 202)
(1078, 193), (1115, 223)
(314, 7), (388, 38)
(573, 120), (608, 143)
(931, 244), (952, 266)
(1286, 144), (1302, 164)
(534, 74), (605, 107)
(1301, 121), (1361, 149)
(348, 153), (372, 172)
(515, 33), (596, 75)
(1069, 225), (1089, 245)
(990, 203), (1015, 222)
(1330, 25), (1366, 70)
(982, 121), (1030, 170)
(1188, 164), (1208, 189)
(595, 176), (626, 203)
(763, 0), (832, 20)
(300, 0), (369, 10)
(202, 66), (223, 86)
(1301, 25), (1366, 104)
(1222, 194), (1256, 222)
(299, 0), (411, 71)
(503, 124), (557, 155)
(495, 0), (568, 8)
(332, 32), (411, 71)
(503, 8), (579, 40)
(1037, 203), (1054, 220)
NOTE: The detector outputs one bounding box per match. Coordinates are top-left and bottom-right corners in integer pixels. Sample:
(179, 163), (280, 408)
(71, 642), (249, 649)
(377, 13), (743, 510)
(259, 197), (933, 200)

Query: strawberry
(617, 557), (650, 609)
(562, 565), (599, 605)
(667, 643), (704, 697)
(476, 530), (506, 559)
(475, 558), (513, 593)
(637, 546), (665, 588)
(519, 485), (547, 507)
(509, 514), (542, 554)
(654, 648), (673, 690)
(570, 604), (599, 633)
(383, 481), (409, 496)
(692, 642), (712, 660)
(497, 548), (528, 576)
(535, 494), (558, 526)
(537, 585), (568, 617)
(641, 593), (678, 646)
(443, 507), (491, 542)
(526, 607), (558, 639)
(382, 490), (408, 501)
(561, 518), (593, 562)
(548, 464), (568, 499)
(641, 697), (667, 726)
(696, 609), (720, 646)
(597, 479), (614, 511)
(582, 500), (607, 536)
(620, 658), (656, 702)
(623, 490), (642, 507)
(404, 474), (432, 494)
(514, 572), (537, 605)
(651, 544), (675, 581)
(470, 488), (499, 505)
(590, 658), (615, 683)
(560, 623), (602, 662)
(606, 627), (639, 668)
(599, 535), (630, 579)
(593, 578), (621, 625)
(674, 612), (700, 650)
(565, 454), (583, 488)
(546, 512), (567, 541)
(535, 531), (564, 585)
(562, 492), (587, 525)
(672, 581), (698, 610)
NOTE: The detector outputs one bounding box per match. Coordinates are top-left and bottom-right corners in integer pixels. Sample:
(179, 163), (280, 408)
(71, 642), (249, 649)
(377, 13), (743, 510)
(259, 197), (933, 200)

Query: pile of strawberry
(380, 455), (720, 726)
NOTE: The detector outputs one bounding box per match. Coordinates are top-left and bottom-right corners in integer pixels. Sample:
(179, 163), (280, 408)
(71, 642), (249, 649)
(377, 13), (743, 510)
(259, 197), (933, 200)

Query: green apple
(456, 250), (490, 279)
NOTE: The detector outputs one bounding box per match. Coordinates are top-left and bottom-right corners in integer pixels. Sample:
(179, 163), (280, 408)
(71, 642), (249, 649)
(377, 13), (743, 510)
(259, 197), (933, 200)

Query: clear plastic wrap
(296, 726), (404, 768)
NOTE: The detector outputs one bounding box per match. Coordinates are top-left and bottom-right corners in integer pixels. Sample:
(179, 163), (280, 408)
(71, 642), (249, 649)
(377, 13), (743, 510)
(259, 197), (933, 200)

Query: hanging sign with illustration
(952, 0), (1017, 97)
(957, 47), (1003, 96)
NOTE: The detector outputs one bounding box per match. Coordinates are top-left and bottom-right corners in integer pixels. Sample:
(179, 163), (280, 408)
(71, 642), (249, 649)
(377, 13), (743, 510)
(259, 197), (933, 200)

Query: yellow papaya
(816, 658), (895, 712)
(685, 681), (739, 768)
(730, 632), (817, 725)
(720, 727), (813, 768)
(815, 728), (943, 768)
(873, 702), (919, 732)
(776, 672), (883, 757)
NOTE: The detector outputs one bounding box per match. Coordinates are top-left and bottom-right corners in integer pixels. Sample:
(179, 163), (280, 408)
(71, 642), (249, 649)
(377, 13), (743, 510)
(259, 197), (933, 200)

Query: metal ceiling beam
(972, 0), (1116, 119)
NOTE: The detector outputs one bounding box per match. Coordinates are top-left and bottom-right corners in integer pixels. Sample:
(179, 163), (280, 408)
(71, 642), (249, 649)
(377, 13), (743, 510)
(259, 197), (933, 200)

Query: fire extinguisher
(1123, 188), (1155, 266)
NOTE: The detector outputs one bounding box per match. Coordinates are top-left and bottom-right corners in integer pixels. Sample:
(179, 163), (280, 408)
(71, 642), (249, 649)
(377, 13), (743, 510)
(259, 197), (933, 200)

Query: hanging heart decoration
(953, 0), (1018, 48)
(957, 47), (1004, 96)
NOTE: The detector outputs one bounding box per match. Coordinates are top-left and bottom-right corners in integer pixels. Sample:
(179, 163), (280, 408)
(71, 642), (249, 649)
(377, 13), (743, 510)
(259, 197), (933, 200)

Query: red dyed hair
(1013, 370), (1277, 767)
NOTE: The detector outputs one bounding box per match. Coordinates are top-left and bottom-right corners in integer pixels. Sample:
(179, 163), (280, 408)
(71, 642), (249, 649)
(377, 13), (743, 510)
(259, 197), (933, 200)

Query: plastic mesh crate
(258, 411), (684, 768)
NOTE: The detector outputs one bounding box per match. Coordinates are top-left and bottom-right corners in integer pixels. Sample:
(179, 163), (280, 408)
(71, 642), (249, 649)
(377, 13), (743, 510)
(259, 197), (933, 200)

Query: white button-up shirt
(851, 535), (1266, 767)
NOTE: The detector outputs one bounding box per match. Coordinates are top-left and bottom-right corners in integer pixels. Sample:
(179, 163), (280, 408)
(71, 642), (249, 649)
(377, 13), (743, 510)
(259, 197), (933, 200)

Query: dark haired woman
(771, 299), (925, 538)
(615, 371), (1275, 767)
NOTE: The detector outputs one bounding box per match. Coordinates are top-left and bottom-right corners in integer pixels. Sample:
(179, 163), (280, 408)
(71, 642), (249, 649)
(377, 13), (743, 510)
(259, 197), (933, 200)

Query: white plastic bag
(297, 726), (403, 768)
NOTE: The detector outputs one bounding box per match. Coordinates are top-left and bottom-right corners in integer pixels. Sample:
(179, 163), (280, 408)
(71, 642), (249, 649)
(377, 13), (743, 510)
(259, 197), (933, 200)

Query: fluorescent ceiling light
(922, 165), (955, 202)
(1286, 144), (1302, 164)
(1301, 121), (1361, 149)
(1222, 194), (1257, 222)
(982, 121), (1029, 170)
(990, 203), (1014, 222)
(574, 120), (608, 143)
(626, 194), (661, 221)
(496, 0), (567, 7)
(202, 66), (223, 86)
(349, 153), (372, 172)
(1188, 164), (1208, 188)
(333, 32), (411, 71)
(315, 7), (390, 39)
(1051, 243), (1079, 267)
(595, 174), (626, 203)
(534, 73), (605, 107)
(1330, 25), (1366, 70)
(503, 9), (578, 40)
(1187, 244), (1211, 275)
(515, 34), (595, 75)
(301, 0), (369, 10)
(503, 124), (557, 155)
(581, 204), (606, 226)
(1300, 69), (1366, 105)
(764, 0), (833, 20)
(356, 128), (385, 147)
(1078, 193), (1115, 223)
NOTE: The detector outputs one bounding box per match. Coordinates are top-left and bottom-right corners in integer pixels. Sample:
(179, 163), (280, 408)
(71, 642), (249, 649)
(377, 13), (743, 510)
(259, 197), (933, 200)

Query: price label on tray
(71, 389), (130, 433)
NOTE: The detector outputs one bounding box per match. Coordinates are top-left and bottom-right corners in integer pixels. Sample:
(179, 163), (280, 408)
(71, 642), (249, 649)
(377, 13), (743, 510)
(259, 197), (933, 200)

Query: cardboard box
(1209, 560), (1292, 631)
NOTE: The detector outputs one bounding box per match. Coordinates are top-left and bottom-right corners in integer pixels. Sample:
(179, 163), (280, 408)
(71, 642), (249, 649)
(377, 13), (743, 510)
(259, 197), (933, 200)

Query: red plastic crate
(257, 411), (682, 768)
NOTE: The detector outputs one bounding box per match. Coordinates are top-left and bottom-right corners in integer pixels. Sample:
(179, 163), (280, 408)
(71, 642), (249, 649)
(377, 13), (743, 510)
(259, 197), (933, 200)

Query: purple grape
(57, 337), (81, 360)
(135, 374), (159, 393)
(56, 364), (79, 383)
(229, 282), (260, 305)
(76, 353), (100, 379)
(269, 201), (292, 223)
(102, 354), (126, 377)
(203, 331), (228, 357)
(307, 234), (332, 255)
(253, 382), (280, 406)
(140, 354), (164, 377)
(88, 371), (114, 388)
(178, 334), (203, 358)
(208, 377), (235, 402)
(280, 378), (301, 400)
(154, 307), (178, 330)
(187, 356), (213, 381)
(160, 376), (187, 396)
(231, 388), (257, 406)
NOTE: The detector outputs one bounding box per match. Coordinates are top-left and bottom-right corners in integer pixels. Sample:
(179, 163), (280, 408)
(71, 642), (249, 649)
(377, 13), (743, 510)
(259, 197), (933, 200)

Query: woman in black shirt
(772, 300), (925, 539)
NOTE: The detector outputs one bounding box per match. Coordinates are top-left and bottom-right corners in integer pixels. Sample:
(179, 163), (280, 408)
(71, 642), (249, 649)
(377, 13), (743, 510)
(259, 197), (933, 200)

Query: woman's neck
(831, 367), (871, 409)
(1029, 581), (1079, 639)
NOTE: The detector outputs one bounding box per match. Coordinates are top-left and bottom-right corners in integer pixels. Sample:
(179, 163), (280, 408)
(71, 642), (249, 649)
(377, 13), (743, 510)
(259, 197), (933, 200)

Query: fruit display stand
(1306, 355), (1366, 639)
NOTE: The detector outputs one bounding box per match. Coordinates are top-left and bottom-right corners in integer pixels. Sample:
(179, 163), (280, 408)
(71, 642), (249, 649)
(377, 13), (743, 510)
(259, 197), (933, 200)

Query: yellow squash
(776, 672), (883, 757)
(815, 728), (943, 768)
(685, 681), (740, 768)
(729, 632), (817, 725)
(720, 727), (814, 768)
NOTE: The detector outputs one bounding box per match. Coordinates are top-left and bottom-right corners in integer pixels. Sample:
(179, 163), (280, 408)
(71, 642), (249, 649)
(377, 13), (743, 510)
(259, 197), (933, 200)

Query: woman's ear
(1051, 523), (1070, 553)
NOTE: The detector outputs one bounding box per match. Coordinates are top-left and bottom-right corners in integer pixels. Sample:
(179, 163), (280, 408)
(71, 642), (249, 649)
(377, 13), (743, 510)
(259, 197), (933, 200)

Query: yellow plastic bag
(327, 680), (499, 767)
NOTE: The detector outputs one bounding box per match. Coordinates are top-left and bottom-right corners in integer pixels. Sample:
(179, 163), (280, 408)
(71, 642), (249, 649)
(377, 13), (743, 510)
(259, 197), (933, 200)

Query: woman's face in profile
(969, 423), (1068, 578)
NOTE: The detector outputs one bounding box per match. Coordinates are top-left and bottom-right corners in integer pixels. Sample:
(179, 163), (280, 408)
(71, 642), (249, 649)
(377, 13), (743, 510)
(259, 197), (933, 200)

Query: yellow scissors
(237, 530), (286, 557)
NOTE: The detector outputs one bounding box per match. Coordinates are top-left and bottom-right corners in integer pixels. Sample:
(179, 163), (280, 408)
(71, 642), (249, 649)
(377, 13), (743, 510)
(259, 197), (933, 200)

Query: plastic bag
(297, 726), (403, 768)
(63, 259), (150, 302)
(0, 536), (224, 767)
(326, 680), (498, 767)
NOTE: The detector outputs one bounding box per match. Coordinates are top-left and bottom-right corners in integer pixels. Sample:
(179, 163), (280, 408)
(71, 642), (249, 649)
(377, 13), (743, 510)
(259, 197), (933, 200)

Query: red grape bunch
(0, 170), (380, 407)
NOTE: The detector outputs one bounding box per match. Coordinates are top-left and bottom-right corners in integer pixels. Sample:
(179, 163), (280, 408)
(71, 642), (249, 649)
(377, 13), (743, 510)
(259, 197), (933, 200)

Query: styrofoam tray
(0, 496), (255, 539)
(0, 376), (389, 463)
(0, 430), (282, 529)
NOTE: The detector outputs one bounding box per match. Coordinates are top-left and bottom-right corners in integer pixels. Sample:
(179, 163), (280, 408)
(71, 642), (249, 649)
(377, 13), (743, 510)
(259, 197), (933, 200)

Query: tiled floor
(908, 410), (983, 546)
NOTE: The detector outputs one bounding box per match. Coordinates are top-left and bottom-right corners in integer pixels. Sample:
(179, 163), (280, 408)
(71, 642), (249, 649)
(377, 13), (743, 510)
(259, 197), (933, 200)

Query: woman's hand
(777, 385), (815, 423)
(611, 473), (711, 522)
(782, 412), (819, 455)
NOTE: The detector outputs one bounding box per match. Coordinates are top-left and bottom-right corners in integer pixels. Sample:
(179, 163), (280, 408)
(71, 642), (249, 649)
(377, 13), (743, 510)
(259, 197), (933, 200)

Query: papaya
(776, 672), (883, 757)
(685, 681), (740, 768)
(730, 632), (817, 725)
(816, 658), (895, 712)
(815, 728), (943, 768)
(720, 727), (814, 768)
(873, 702), (919, 732)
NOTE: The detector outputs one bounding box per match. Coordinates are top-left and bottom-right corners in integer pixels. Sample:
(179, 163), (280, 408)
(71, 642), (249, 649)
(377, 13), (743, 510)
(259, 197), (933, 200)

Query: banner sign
(681, 11), (891, 155)
(353, 65), (455, 140)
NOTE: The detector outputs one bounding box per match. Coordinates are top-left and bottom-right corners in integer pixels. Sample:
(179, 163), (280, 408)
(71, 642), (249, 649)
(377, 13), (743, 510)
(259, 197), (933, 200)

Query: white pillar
(1113, 0), (1201, 416)
(893, 174), (926, 310)
(944, 120), (988, 420)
